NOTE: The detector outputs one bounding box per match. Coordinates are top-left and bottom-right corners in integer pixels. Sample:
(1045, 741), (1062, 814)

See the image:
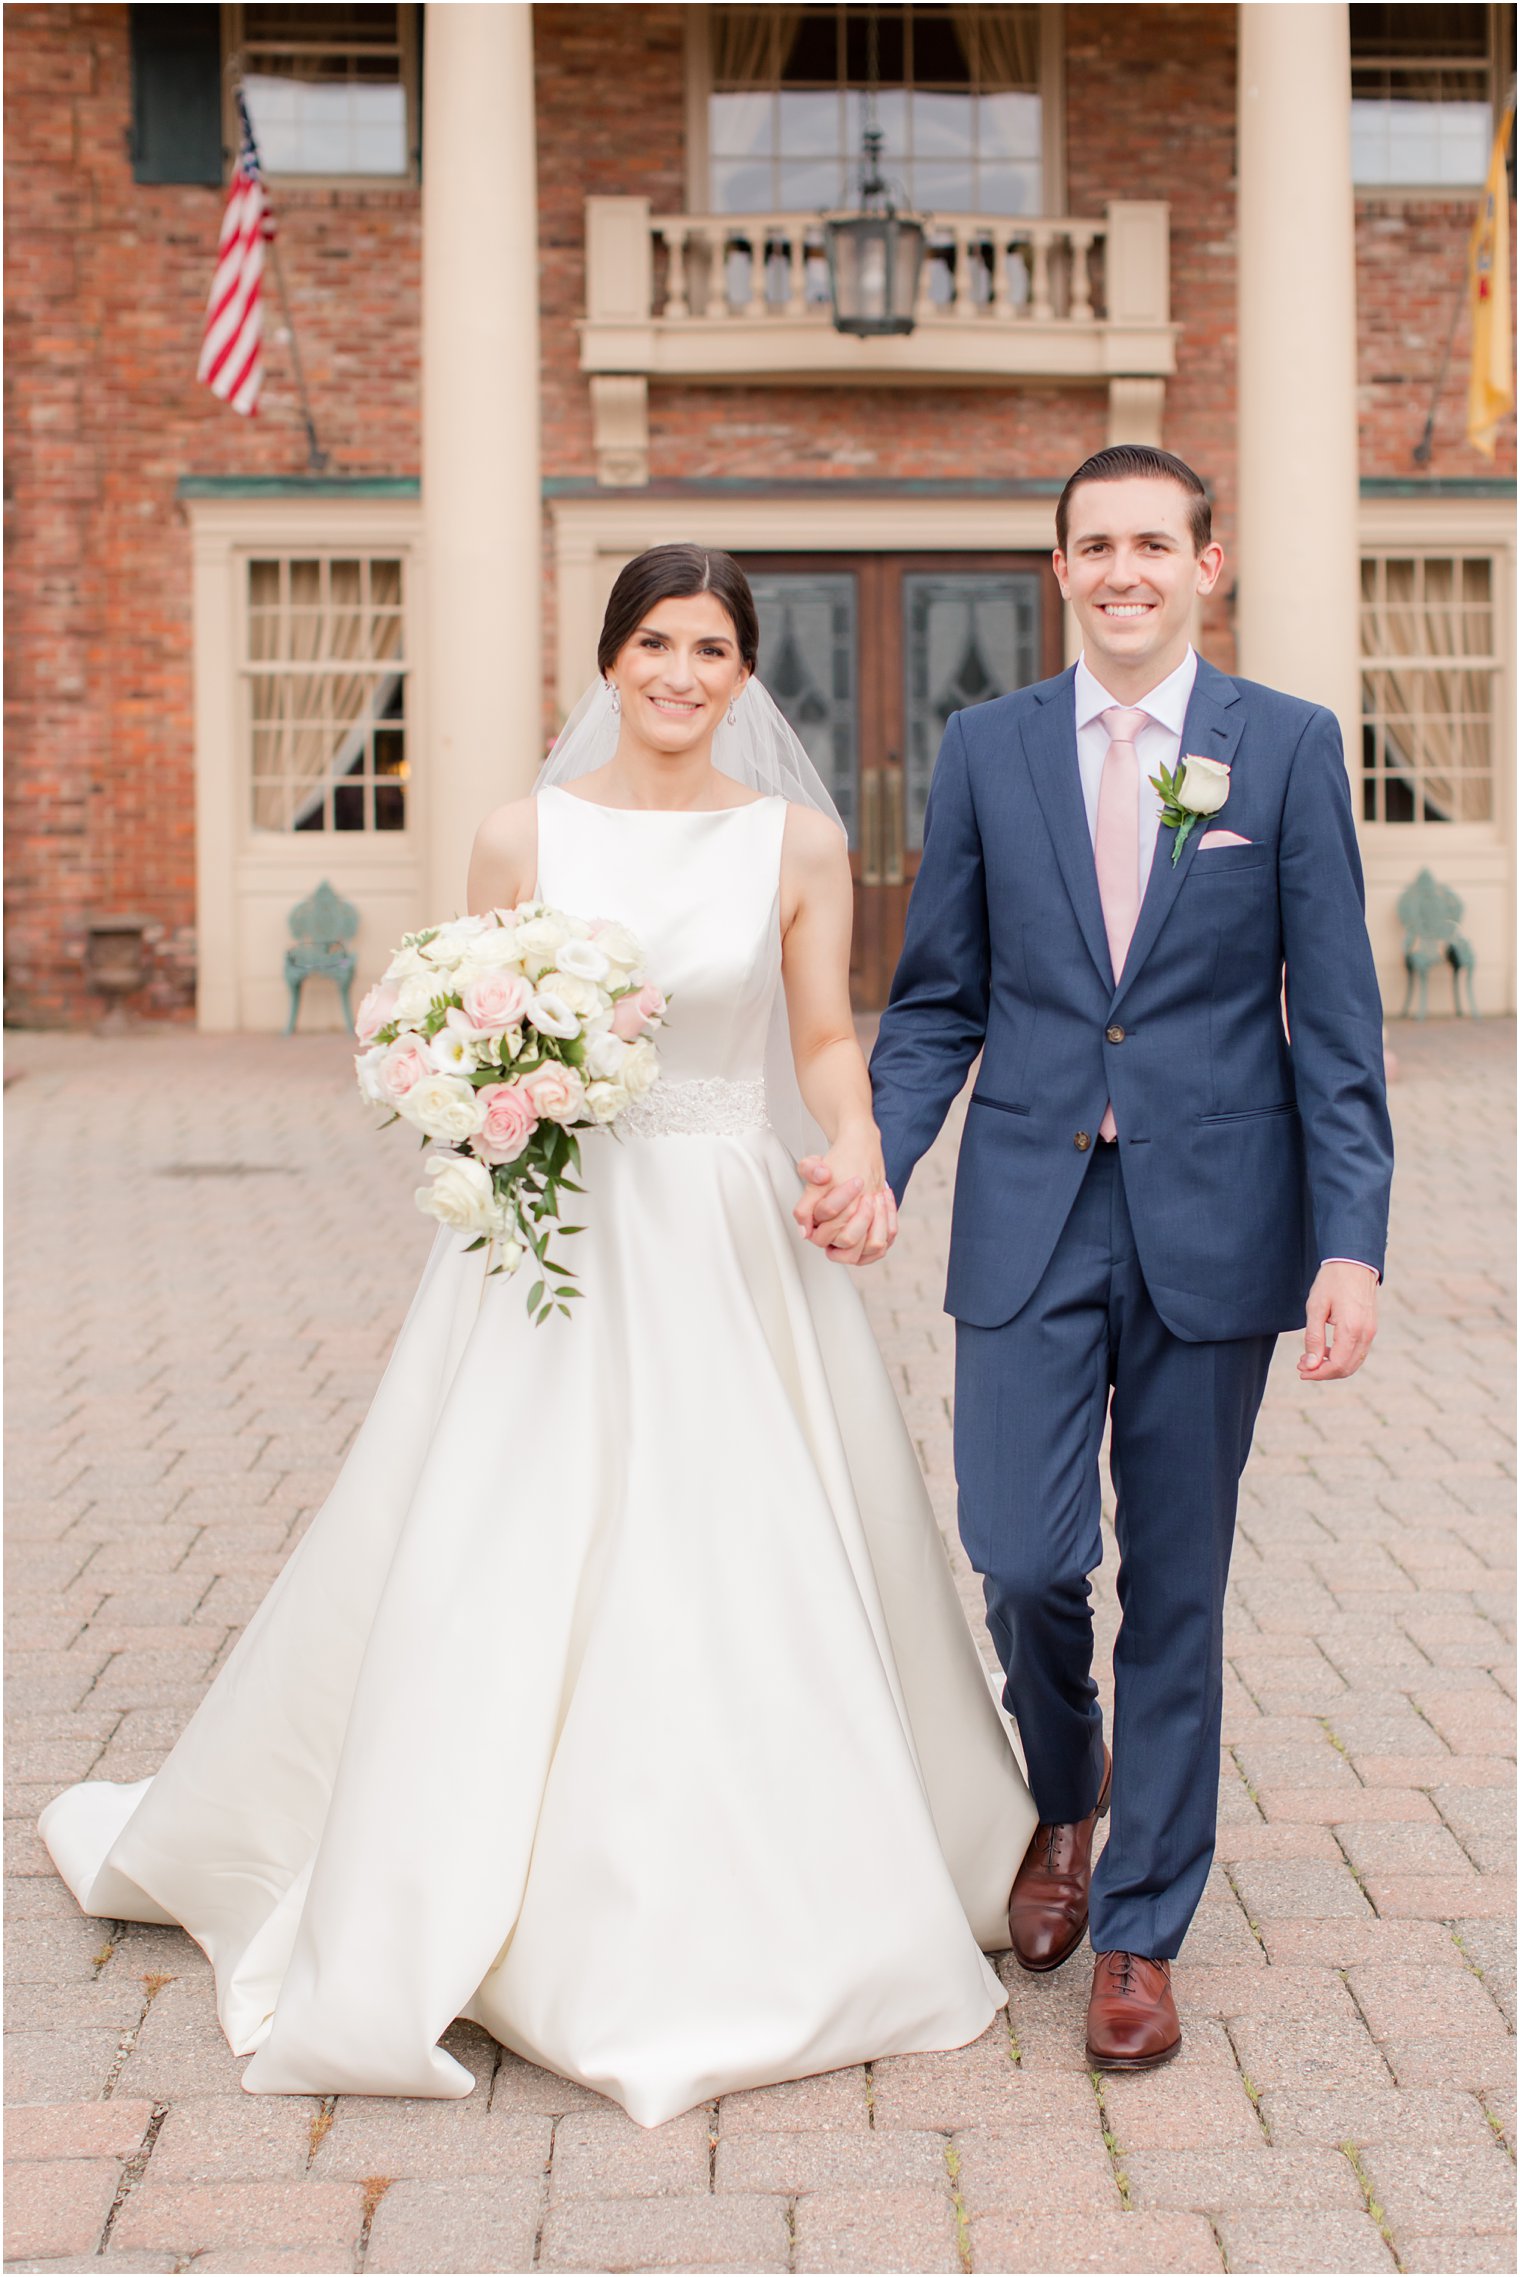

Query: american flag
(198, 92), (275, 416)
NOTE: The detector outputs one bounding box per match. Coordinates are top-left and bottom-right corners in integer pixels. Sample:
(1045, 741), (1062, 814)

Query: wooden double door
(739, 553), (1062, 1006)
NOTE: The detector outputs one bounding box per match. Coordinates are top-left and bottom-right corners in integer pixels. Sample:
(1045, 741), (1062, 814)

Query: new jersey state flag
(1467, 108), (1515, 458)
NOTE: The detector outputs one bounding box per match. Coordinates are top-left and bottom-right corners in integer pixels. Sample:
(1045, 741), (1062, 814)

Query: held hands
(793, 1141), (898, 1267)
(1298, 1260), (1380, 1382)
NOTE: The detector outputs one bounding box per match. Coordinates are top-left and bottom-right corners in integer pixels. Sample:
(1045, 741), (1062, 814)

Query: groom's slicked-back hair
(1056, 446), (1212, 556)
(598, 544), (761, 675)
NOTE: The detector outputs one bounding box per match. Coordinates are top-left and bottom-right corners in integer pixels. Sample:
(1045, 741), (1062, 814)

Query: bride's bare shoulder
(467, 795), (538, 912)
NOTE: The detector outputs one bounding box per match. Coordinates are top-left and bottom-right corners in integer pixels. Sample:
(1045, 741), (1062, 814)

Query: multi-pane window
(245, 556), (409, 834)
(709, 4), (1043, 217)
(1360, 555), (1498, 824)
(1349, 4), (1505, 187)
(231, 4), (414, 178)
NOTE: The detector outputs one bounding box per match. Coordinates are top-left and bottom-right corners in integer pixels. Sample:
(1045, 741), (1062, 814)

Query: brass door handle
(859, 766), (883, 885)
(884, 764), (905, 885)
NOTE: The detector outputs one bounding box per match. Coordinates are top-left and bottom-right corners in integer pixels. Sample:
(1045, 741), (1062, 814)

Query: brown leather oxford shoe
(1007, 1745), (1112, 1973)
(1085, 1951), (1181, 2070)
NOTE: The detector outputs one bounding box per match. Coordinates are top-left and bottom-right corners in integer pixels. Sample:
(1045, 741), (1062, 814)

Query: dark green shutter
(129, 5), (224, 185)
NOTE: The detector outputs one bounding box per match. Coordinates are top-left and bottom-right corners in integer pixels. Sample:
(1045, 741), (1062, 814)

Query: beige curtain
(711, 7), (800, 87)
(250, 558), (402, 832)
(1361, 557), (1492, 824)
(954, 5), (1040, 87)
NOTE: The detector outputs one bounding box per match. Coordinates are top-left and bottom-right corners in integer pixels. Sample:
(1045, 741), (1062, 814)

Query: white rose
(544, 973), (610, 1023)
(513, 913), (573, 977)
(590, 921), (644, 977)
(456, 928), (527, 979)
(393, 970), (442, 1029)
(526, 990), (581, 1040)
(582, 1029), (630, 1082)
(519, 1061), (587, 1126)
(621, 1038), (659, 1099)
(420, 915), (490, 968)
(585, 1078), (630, 1123)
(384, 943), (430, 984)
(1177, 754), (1232, 816)
(416, 1153), (498, 1235)
(398, 1072), (487, 1141)
(354, 1044), (390, 1105)
(555, 937), (610, 984)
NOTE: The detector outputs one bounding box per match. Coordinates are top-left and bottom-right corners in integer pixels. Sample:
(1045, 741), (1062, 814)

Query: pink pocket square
(1198, 829), (1253, 849)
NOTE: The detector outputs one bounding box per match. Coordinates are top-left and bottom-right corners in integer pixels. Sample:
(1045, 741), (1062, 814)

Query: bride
(40, 543), (1036, 2129)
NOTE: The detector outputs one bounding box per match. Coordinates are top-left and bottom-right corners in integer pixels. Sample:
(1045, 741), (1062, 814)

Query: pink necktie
(1095, 706), (1149, 1141)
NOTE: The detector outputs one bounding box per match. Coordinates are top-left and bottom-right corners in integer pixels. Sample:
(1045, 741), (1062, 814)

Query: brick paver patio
(5, 1017), (1514, 2275)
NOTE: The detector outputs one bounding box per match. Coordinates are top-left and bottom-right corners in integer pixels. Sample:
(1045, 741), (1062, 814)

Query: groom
(799, 446), (1393, 2069)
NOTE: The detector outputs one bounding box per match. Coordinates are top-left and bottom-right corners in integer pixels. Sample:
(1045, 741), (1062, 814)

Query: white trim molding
(186, 491), (426, 1032)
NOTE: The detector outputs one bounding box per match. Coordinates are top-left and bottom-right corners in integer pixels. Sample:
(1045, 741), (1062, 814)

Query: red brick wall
(3, 3), (420, 1027)
(1357, 198), (1517, 478)
(5, 3), (1513, 1027)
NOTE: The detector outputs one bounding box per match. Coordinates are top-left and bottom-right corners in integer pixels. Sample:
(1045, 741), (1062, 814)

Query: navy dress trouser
(953, 1141), (1276, 1961)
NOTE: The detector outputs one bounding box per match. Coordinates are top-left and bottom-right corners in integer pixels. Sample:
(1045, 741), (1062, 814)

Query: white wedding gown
(41, 786), (1036, 2128)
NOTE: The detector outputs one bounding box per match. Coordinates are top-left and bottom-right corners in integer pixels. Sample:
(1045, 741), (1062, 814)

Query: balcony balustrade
(578, 196), (1177, 484)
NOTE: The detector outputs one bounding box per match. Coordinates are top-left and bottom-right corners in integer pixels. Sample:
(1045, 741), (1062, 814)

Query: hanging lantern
(824, 15), (925, 339)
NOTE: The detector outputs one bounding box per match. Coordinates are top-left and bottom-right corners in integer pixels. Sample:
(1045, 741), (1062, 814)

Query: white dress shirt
(1072, 645), (1199, 895)
(1071, 647), (1377, 1282)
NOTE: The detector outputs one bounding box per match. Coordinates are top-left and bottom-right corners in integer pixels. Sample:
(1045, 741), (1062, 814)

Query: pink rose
(461, 968), (530, 1034)
(520, 1060), (587, 1126)
(471, 1080), (538, 1166)
(378, 1034), (433, 1102)
(355, 982), (399, 1045)
(611, 983), (667, 1042)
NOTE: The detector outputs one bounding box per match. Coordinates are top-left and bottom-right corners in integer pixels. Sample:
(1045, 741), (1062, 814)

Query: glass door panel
(746, 573), (860, 843)
(903, 572), (1043, 848)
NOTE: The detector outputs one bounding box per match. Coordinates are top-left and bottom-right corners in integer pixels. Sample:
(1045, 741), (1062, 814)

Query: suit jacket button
(1074, 1131), (1091, 1151)
(1106, 1024), (1126, 1044)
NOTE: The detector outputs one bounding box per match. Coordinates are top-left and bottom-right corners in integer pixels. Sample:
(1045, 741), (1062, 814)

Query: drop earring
(606, 681), (621, 716)
(726, 694), (739, 727)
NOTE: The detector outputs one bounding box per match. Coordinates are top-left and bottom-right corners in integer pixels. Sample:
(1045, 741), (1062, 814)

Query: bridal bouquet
(353, 905), (666, 1322)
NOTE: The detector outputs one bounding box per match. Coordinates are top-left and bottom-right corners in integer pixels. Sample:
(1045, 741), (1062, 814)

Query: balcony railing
(577, 196), (1176, 483)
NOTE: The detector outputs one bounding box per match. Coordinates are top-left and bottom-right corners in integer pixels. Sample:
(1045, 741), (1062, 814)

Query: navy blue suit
(869, 658), (1393, 1957)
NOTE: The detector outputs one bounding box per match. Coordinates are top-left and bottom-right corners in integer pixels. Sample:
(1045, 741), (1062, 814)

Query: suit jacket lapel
(1022, 670), (1114, 991)
(1111, 657), (1245, 1013)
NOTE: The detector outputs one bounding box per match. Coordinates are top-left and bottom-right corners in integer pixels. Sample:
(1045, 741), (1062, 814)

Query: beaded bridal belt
(618, 1075), (770, 1139)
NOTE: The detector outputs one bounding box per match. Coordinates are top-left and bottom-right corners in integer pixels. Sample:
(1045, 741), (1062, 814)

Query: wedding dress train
(41, 786), (1037, 2127)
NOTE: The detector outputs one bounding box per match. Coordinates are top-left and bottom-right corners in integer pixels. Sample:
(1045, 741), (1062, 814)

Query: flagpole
(229, 72), (329, 472)
(1412, 95), (1515, 466)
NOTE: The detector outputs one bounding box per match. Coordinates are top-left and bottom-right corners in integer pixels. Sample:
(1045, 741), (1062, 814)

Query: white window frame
(1358, 492), (1516, 1014)
(188, 492), (426, 1031)
(1350, 1), (1513, 200)
(222, 2), (420, 189)
(683, 3), (1067, 218)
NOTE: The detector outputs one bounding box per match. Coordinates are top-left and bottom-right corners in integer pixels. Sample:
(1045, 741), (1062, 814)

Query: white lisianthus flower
(590, 921), (644, 977)
(416, 1153), (499, 1235)
(428, 1021), (480, 1074)
(1177, 754), (1231, 816)
(398, 1072), (488, 1141)
(621, 1037), (660, 1099)
(583, 1029), (630, 1082)
(526, 990), (581, 1040)
(497, 1238), (525, 1272)
(355, 1044), (390, 1105)
(585, 1078), (630, 1123)
(556, 937), (611, 984)
(545, 973), (610, 1023)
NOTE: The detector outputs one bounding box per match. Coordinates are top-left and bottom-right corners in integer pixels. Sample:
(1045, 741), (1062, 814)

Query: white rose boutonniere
(1150, 753), (1232, 865)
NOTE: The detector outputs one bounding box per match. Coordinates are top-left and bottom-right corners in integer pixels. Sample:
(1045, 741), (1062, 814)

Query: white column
(422, 2), (542, 917)
(1237, 3), (1361, 751)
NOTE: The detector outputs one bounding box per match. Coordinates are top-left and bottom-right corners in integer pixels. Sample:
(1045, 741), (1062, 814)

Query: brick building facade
(4, 3), (1515, 1028)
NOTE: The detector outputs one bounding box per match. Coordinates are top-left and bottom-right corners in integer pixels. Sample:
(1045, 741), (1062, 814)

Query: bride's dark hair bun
(597, 544), (760, 676)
